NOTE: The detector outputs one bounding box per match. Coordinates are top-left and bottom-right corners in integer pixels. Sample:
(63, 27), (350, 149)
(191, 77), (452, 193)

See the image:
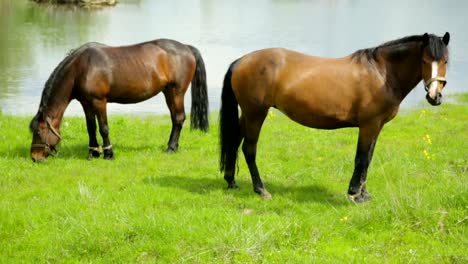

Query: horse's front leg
(96, 102), (114, 160)
(81, 102), (101, 160)
(348, 123), (383, 203)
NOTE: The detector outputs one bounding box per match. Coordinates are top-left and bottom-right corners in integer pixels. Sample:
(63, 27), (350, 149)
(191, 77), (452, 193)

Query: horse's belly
(282, 110), (355, 129)
(277, 100), (356, 129)
(296, 114), (354, 129)
(107, 84), (162, 104)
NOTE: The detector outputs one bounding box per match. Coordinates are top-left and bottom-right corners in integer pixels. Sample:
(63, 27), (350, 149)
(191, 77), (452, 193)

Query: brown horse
(30, 39), (209, 162)
(219, 33), (450, 202)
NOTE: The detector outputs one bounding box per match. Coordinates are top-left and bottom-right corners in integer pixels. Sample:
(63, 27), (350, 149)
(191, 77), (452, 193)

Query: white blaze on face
(429, 61), (439, 98)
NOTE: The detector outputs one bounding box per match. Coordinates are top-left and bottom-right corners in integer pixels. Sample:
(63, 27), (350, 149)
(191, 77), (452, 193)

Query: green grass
(0, 96), (467, 263)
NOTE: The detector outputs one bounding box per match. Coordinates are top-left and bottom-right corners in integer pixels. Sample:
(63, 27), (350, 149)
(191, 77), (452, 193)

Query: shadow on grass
(6, 142), (169, 161)
(9, 143), (348, 206)
(1, 145), (30, 160)
(143, 175), (349, 206)
(9, 144), (96, 160)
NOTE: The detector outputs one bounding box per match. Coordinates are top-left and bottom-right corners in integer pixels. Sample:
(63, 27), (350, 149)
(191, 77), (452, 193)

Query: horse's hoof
(87, 150), (100, 160)
(103, 153), (114, 160)
(361, 190), (372, 201)
(166, 148), (177, 154)
(348, 192), (371, 203)
(256, 188), (272, 200)
(227, 182), (239, 189)
(261, 191), (272, 200)
(103, 149), (114, 160)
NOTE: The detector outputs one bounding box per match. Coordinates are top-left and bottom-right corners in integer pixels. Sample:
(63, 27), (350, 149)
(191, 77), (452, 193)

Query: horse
(219, 32), (450, 202)
(30, 38), (209, 162)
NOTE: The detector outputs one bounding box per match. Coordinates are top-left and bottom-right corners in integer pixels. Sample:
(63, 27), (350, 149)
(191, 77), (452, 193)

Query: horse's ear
(422, 33), (430, 46)
(442, 32), (450, 45)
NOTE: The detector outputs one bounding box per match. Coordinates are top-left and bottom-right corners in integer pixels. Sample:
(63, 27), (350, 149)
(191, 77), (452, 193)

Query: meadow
(0, 94), (467, 263)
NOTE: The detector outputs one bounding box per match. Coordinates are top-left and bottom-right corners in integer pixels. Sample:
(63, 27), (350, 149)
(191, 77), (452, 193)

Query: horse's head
(421, 32), (450, 106)
(29, 113), (61, 162)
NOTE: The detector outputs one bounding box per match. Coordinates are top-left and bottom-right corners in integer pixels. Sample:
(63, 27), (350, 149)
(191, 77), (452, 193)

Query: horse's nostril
(31, 152), (45, 162)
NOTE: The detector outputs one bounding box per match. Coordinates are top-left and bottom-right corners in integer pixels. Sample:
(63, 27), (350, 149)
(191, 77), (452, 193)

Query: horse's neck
(40, 90), (71, 130)
(41, 107), (65, 132)
(379, 45), (423, 102)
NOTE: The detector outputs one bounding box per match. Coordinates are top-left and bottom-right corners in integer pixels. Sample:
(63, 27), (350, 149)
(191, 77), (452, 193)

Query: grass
(0, 95), (467, 263)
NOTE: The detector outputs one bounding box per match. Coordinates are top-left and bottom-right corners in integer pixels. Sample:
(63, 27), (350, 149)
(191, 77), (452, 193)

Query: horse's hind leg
(348, 124), (383, 203)
(241, 111), (271, 199)
(224, 115), (244, 189)
(163, 87), (186, 153)
(81, 102), (100, 160)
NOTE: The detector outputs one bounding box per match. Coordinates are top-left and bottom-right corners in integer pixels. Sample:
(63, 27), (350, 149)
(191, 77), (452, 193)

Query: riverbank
(0, 95), (466, 262)
(32, 0), (117, 7)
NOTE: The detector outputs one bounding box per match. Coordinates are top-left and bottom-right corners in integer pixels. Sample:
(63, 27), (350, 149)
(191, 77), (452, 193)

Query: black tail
(219, 60), (241, 172)
(187, 45), (209, 132)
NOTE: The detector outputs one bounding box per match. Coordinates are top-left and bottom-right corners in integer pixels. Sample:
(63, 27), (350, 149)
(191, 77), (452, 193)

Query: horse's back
(74, 39), (195, 104)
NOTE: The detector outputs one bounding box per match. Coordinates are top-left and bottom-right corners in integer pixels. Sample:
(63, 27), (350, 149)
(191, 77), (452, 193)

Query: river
(0, 0), (466, 116)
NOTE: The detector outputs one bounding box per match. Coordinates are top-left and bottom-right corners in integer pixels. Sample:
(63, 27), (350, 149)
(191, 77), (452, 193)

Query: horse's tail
(219, 59), (241, 172)
(187, 45), (209, 132)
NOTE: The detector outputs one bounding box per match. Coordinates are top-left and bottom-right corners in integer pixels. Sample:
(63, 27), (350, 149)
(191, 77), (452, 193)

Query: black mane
(35, 43), (103, 114)
(37, 48), (80, 113)
(351, 34), (448, 63)
(30, 43), (99, 131)
(30, 48), (79, 132)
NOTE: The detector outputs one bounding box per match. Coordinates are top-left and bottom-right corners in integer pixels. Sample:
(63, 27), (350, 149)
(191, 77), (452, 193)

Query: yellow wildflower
(423, 149), (432, 160)
(425, 134), (432, 145)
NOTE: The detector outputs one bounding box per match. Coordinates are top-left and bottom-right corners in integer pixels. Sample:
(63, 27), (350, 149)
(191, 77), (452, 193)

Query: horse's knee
(174, 112), (186, 125)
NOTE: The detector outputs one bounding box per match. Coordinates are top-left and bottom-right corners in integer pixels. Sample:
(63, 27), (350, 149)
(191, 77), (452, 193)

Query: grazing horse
(30, 39), (209, 162)
(219, 33), (450, 201)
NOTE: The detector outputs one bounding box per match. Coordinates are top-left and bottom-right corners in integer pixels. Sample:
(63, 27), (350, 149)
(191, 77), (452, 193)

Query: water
(1, 0), (467, 116)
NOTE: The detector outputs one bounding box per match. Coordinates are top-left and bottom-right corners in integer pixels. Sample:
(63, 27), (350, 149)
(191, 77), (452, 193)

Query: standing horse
(30, 39), (209, 162)
(219, 33), (450, 202)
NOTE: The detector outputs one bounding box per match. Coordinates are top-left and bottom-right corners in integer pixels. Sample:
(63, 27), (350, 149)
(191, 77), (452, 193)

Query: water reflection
(0, 0), (466, 116)
(0, 0), (105, 115)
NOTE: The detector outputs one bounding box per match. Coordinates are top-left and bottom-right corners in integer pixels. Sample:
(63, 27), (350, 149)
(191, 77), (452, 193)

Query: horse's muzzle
(31, 154), (46, 163)
(31, 147), (50, 162)
(426, 92), (442, 106)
